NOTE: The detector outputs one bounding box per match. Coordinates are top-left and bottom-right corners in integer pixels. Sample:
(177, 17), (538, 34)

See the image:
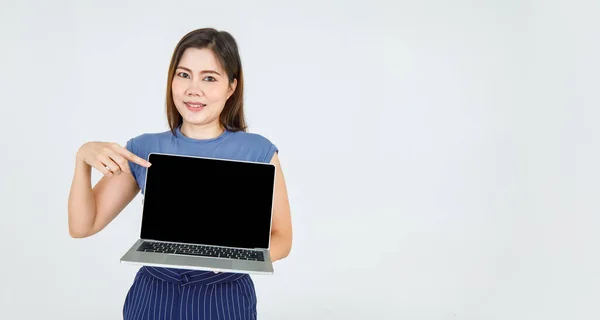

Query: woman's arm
(267, 152), (293, 262)
(68, 142), (148, 238)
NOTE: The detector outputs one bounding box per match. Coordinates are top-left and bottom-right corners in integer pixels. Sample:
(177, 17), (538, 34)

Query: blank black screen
(140, 153), (276, 249)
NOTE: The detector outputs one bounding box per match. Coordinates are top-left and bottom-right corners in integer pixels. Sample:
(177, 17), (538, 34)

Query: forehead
(177, 47), (223, 72)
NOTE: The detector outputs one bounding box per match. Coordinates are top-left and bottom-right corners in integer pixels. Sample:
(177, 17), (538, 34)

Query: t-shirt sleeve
(259, 135), (278, 163)
(265, 141), (278, 162)
(125, 138), (141, 187)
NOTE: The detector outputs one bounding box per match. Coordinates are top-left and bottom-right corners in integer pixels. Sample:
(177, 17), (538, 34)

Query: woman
(68, 27), (293, 319)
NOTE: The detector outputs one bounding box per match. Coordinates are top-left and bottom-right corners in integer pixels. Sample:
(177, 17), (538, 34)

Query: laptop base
(120, 239), (274, 275)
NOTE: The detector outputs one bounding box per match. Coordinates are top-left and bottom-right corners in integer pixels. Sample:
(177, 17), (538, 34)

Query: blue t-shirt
(125, 125), (278, 279)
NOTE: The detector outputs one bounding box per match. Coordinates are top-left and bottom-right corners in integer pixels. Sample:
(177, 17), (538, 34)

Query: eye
(203, 76), (216, 82)
(177, 72), (190, 79)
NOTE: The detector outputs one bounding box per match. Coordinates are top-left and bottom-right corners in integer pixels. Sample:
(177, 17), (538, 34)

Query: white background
(1, 0), (598, 319)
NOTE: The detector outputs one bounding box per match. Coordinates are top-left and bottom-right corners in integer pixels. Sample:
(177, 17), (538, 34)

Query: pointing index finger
(123, 149), (151, 167)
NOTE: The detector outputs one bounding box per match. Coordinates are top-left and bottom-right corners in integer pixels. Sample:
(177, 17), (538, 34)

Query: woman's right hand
(76, 142), (151, 176)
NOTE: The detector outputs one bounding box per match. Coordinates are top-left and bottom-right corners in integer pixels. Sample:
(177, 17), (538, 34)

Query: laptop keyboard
(137, 241), (265, 261)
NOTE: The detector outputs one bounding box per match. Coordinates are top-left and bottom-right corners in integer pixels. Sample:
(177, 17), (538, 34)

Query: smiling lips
(185, 101), (206, 111)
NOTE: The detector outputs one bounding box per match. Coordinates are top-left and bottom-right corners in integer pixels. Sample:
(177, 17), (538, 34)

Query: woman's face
(171, 47), (237, 128)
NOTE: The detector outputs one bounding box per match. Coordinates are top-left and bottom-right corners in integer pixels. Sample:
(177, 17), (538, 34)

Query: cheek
(205, 86), (229, 102)
(171, 79), (184, 97)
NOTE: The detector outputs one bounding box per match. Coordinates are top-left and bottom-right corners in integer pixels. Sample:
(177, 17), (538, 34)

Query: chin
(178, 111), (213, 126)
(183, 114), (210, 125)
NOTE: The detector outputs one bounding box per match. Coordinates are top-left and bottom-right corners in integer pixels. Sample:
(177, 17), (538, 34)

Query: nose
(186, 79), (205, 97)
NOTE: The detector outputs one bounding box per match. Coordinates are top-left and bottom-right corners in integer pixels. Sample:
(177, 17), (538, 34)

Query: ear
(227, 78), (237, 100)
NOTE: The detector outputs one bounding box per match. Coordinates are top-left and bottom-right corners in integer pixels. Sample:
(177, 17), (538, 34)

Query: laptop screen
(140, 153), (276, 249)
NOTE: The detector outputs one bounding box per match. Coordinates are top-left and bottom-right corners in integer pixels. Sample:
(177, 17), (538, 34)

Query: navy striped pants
(123, 267), (257, 320)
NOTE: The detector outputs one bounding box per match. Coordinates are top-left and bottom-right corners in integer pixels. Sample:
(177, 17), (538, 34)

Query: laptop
(120, 152), (276, 275)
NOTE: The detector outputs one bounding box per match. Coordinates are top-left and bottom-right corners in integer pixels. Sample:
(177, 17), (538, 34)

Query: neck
(180, 121), (224, 140)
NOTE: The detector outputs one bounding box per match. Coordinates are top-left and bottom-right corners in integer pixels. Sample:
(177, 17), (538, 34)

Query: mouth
(184, 102), (206, 110)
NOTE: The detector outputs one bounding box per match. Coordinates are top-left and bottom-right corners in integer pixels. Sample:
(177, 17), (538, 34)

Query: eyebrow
(176, 66), (221, 76)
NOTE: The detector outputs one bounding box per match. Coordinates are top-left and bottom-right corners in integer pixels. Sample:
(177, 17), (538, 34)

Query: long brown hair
(166, 28), (247, 134)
